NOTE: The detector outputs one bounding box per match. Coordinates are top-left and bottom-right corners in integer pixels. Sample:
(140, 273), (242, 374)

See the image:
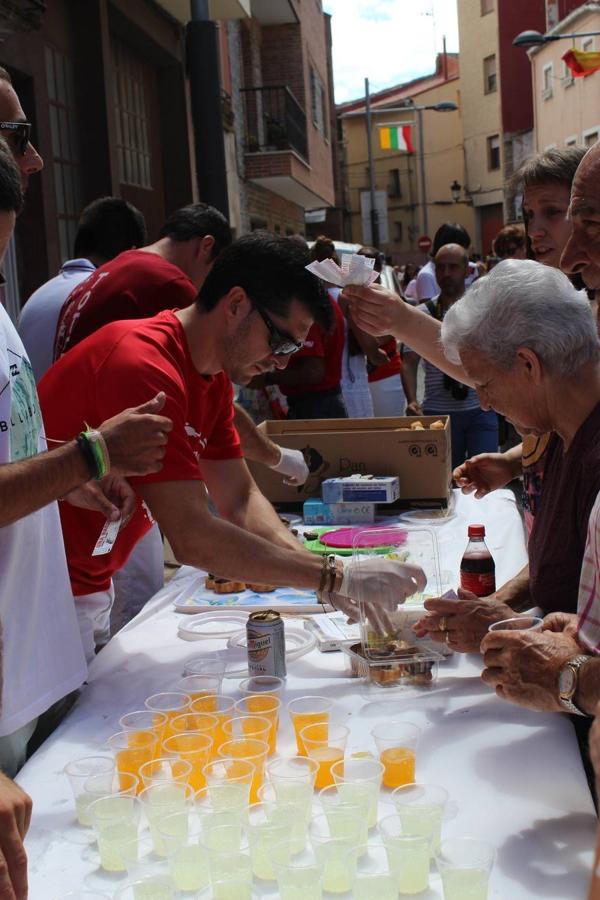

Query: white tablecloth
(19, 490), (597, 898)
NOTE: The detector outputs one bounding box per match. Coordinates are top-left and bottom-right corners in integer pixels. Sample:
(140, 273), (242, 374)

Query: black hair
(197, 231), (332, 331)
(73, 197), (146, 260)
(159, 203), (232, 259)
(0, 136), (23, 214)
(432, 222), (471, 255)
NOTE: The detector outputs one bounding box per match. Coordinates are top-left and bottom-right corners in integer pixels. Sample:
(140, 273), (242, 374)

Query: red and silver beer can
(246, 610), (286, 678)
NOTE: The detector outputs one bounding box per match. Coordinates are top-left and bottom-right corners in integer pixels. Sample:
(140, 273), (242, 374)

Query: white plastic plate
(227, 624), (316, 662)
(177, 611), (249, 642)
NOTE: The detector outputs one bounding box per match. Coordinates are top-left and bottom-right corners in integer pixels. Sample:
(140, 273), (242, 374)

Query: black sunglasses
(254, 305), (304, 356)
(0, 121), (31, 155)
(443, 374), (469, 401)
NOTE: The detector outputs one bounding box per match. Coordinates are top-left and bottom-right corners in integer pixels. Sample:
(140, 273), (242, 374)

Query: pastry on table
(206, 575), (247, 593)
(247, 583), (276, 593)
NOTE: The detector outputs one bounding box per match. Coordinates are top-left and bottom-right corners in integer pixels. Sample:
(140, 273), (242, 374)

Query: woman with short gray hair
(414, 258), (600, 652)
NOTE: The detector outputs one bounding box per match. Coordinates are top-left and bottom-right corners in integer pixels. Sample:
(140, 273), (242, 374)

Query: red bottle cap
(468, 524), (486, 538)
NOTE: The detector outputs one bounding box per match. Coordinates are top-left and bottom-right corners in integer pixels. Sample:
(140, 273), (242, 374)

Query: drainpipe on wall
(187, 0), (230, 216)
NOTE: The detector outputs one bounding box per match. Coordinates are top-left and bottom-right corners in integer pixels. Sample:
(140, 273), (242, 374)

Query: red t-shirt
(280, 297), (345, 397)
(368, 336), (402, 383)
(39, 311), (242, 596)
(54, 249), (197, 358)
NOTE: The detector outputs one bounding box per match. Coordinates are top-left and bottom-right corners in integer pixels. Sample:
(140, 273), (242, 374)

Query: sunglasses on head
(254, 305), (304, 356)
(0, 121), (31, 155)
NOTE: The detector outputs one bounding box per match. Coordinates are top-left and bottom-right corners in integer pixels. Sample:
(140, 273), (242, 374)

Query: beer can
(246, 610), (286, 678)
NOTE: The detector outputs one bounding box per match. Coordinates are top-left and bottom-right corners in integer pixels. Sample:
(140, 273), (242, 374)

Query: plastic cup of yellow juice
(217, 738), (269, 804)
(379, 813), (431, 895)
(371, 721), (421, 790)
(63, 756), (115, 826)
(202, 758), (255, 812)
(331, 757), (383, 828)
(434, 837), (495, 900)
(287, 696), (333, 756)
(301, 723), (349, 791)
(392, 782), (449, 852)
(144, 692), (191, 740)
(107, 730), (158, 794)
(138, 756), (192, 788)
(235, 695), (280, 754)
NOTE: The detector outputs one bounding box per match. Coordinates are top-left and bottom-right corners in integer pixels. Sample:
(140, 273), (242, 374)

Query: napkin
(306, 253), (380, 287)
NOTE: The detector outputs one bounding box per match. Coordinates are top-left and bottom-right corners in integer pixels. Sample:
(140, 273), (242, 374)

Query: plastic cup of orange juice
(190, 694), (235, 757)
(119, 710), (168, 759)
(162, 732), (213, 792)
(238, 675), (284, 699)
(170, 711), (218, 741)
(144, 692), (191, 740)
(218, 738), (269, 804)
(235, 696), (281, 754)
(174, 675), (222, 705)
(222, 715), (271, 753)
(301, 723), (349, 790)
(371, 722), (421, 790)
(287, 696), (333, 756)
(107, 731), (158, 793)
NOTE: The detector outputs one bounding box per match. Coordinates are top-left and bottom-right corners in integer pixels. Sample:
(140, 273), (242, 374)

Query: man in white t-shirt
(416, 222), (479, 302)
(18, 197), (146, 382)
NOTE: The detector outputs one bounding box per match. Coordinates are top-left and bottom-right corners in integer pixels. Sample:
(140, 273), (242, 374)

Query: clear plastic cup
(112, 877), (177, 900)
(191, 694), (235, 756)
(354, 842), (398, 900)
(317, 784), (369, 852)
(258, 782), (311, 854)
(202, 758), (255, 812)
(434, 837), (495, 900)
(271, 842), (324, 900)
(308, 812), (361, 892)
(144, 692), (191, 739)
(301, 723), (349, 790)
(183, 653), (227, 679)
(63, 756), (115, 826)
(244, 801), (291, 880)
(106, 731), (158, 794)
(266, 755), (319, 790)
(138, 756), (192, 788)
(174, 674), (222, 703)
(488, 616), (544, 632)
(170, 711), (218, 740)
(379, 813), (431, 895)
(162, 731), (213, 792)
(200, 824), (251, 889)
(79, 771), (138, 828)
(371, 721), (421, 790)
(331, 757), (384, 828)
(218, 738), (269, 804)
(53, 893), (111, 900)
(88, 794), (141, 872)
(238, 674), (284, 699)
(119, 710), (168, 757)
(235, 695), (281, 754)
(138, 781), (193, 855)
(117, 831), (165, 880)
(287, 696), (333, 756)
(222, 714), (271, 750)
(392, 782), (449, 852)
(195, 788), (246, 840)
(158, 809), (210, 893)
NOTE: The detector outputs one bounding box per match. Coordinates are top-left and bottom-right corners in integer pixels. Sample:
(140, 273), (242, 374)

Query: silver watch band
(559, 654), (591, 716)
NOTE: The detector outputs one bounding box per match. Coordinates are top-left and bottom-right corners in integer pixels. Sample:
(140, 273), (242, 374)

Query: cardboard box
(248, 415), (452, 508)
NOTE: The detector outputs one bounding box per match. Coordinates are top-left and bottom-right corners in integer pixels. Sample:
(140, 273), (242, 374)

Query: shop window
(113, 37), (152, 189)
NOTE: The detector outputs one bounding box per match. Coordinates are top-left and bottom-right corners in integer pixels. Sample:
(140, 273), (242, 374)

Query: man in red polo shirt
(269, 292), (347, 419)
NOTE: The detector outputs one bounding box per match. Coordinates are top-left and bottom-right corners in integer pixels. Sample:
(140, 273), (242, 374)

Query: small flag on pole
(562, 48), (600, 78)
(379, 125), (414, 153)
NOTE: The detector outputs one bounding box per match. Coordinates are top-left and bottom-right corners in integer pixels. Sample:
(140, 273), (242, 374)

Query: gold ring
(439, 616), (448, 632)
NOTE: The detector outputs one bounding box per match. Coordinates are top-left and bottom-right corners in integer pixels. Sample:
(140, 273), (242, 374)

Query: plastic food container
(341, 642), (441, 691)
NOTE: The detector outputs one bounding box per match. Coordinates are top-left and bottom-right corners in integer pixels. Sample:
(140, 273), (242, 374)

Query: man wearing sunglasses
(39, 233), (427, 661)
(402, 243), (499, 470)
(0, 68), (43, 188)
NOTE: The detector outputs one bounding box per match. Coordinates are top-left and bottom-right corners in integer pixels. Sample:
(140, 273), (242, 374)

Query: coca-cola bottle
(460, 524), (496, 597)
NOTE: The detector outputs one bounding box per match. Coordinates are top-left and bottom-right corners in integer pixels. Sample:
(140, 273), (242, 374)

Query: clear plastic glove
(271, 447), (310, 486)
(329, 557), (427, 633)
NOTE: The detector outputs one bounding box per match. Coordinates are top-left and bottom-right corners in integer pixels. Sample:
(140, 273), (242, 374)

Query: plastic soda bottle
(460, 524), (496, 597)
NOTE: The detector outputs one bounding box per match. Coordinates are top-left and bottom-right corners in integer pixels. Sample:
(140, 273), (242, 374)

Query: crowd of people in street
(2, 52), (600, 896)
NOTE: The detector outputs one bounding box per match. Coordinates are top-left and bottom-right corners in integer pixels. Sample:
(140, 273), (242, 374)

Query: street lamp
(513, 28), (600, 49)
(450, 180), (462, 203)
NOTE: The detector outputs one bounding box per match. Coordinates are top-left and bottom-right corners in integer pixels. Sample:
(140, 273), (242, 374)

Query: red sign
(417, 235), (432, 252)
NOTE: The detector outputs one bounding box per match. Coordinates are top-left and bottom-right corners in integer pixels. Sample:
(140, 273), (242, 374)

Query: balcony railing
(240, 85), (308, 162)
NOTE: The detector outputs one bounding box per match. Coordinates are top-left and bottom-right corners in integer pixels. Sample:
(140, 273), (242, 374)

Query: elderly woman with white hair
(411, 258), (600, 651)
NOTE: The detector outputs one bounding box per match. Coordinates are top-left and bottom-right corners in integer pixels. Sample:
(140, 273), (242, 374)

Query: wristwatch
(558, 654), (592, 715)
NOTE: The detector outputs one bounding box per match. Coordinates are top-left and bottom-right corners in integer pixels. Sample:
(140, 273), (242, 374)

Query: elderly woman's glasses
(0, 121), (31, 155)
(254, 305), (304, 356)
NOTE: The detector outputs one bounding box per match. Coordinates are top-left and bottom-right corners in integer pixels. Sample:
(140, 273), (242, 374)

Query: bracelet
(318, 556), (331, 593)
(77, 430), (111, 480)
(325, 554), (337, 593)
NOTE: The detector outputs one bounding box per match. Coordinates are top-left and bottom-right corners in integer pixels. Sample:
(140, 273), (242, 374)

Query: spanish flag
(562, 48), (600, 78)
(379, 125), (414, 153)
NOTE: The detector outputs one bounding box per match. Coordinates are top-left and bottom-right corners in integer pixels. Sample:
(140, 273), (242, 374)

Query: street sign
(418, 235), (432, 252)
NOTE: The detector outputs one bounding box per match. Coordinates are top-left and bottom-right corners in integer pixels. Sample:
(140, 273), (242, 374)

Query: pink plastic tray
(319, 527), (408, 549)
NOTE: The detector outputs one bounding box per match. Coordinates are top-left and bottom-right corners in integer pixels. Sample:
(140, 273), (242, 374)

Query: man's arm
(575, 658), (600, 716)
(200, 457), (303, 554)
(233, 403), (280, 468)
(138, 478), (323, 586)
(498, 564), (533, 613)
(0, 772), (31, 899)
(401, 351), (422, 414)
(0, 394), (171, 528)
(343, 284), (472, 385)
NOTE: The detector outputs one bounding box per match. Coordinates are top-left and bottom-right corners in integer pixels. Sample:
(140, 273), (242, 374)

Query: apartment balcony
(241, 85), (328, 209)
